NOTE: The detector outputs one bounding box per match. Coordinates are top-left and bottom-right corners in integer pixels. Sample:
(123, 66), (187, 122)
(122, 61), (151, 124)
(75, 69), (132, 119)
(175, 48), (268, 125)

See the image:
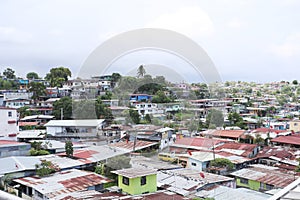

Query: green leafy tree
(137, 64), (146, 78)
(152, 90), (171, 103)
(144, 114), (152, 123)
(96, 97), (114, 121)
(129, 109), (140, 124)
(228, 112), (246, 129)
(65, 140), (73, 157)
(102, 155), (131, 177)
(3, 67), (16, 79)
(293, 80), (298, 85)
(45, 67), (72, 87)
(18, 106), (32, 118)
(35, 160), (59, 177)
(206, 109), (224, 128)
(26, 72), (39, 80)
(111, 72), (121, 83)
(28, 82), (46, 101)
(254, 134), (265, 145)
(52, 96), (73, 119)
(73, 100), (97, 119)
(210, 158), (234, 170)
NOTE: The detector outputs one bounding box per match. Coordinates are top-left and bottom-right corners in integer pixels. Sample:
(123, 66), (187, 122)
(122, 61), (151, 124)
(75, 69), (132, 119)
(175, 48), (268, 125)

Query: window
(122, 176), (129, 185)
(240, 178), (248, 185)
(191, 162), (197, 166)
(141, 176), (147, 185)
(266, 184), (273, 190)
(8, 111), (12, 117)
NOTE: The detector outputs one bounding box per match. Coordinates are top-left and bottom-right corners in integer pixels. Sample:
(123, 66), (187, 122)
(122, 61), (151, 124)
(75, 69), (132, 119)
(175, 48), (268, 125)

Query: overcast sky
(0, 0), (299, 83)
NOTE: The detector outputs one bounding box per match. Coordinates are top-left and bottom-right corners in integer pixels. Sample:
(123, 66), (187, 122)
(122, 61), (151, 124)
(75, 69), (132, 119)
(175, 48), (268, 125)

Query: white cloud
(226, 18), (245, 29)
(49, 29), (64, 37)
(270, 33), (300, 57)
(0, 26), (32, 44)
(145, 7), (214, 39)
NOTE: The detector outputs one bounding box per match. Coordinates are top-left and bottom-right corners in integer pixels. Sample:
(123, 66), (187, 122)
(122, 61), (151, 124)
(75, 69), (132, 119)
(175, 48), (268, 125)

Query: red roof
(58, 149), (98, 159)
(211, 130), (245, 139)
(19, 122), (39, 126)
(271, 135), (300, 145)
(0, 140), (25, 146)
(174, 137), (226, 148)
(253, 128), (286, 134)
(110, 140), (156, 150)
(215, 142), (258, 157)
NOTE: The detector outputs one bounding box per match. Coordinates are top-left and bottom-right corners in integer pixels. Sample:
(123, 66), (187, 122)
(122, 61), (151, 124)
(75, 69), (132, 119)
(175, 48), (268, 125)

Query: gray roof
(112, 168), (157, 178)
(0, 156), (41, 175)
(196, 185), (271, 200)
(44, 119), (105, 127)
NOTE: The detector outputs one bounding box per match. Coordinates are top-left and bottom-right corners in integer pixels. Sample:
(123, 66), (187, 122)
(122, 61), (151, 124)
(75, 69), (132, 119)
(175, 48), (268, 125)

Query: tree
(65, 140), (73, 157)
(293, 80), (298, 85)
(228, 112), (246, 129)
(26, 72), (39, 80)
(210, 158), (234, 170)
(99, 155), (131, 178)
(152, 90), (171, 103)
(28, 82), (46, 101)
(1, 175), (12, 191)
(137, 64), (146, 78)
(36, 160), (59, 177)
(206, 109), (224, 128)
(52, 96), (73, 119)
(3, 68), (16, 79)
(18, 106), (32, 118)
(45, 67), (72, 87)
(254, 134), (265, 145)
(129, 109), (140, 124)
(144, 114), (151, 123)
(96, 97), (114, 121)
(111, 72), (121, 83)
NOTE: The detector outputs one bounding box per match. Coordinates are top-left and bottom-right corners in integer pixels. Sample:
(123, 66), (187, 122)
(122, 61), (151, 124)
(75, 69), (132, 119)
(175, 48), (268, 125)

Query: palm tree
(137, 65), (146, 78)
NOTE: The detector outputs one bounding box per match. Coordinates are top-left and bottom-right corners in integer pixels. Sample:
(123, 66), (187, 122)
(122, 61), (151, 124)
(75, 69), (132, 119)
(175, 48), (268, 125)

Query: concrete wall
(118, 174), (157, 195)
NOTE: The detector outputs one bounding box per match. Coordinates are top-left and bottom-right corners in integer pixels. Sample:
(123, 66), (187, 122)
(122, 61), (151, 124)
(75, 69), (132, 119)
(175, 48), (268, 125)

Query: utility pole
(61, 108), (63, 120)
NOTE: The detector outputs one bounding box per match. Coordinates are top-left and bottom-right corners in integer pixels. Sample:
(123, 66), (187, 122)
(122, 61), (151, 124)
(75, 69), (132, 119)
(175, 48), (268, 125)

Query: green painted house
(112, 168), (157, 195)
(231, 165), (295, 192)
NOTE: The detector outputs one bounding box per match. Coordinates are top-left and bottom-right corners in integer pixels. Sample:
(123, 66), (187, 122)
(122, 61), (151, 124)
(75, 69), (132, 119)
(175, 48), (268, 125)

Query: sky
(0, 0), (300, 83)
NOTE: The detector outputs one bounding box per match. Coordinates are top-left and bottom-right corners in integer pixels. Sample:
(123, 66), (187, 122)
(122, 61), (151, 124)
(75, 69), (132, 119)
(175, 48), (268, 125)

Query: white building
(44, 119), (106, 136)
(134, 103), (164, 116)
(0, 107), (19, 136)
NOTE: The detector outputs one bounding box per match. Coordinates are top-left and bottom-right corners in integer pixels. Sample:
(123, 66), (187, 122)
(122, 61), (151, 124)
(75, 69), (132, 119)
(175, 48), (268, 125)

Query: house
(195, 185), (271, 200)
(269, 177), (300, 200)
(14, 169), (112, 200)
(271, 134), (300, 148)
(4, 98), (31, 109)
(169, 137), (228, 153)
(0, 140), (31, 158)
(134, 102), (163, 116)
(289, 119), (300, 132)
(230, 164), (297, 192)
(20, 115), (55, 126)
(256, 146), (298, 170)
(203, 129), (246, 141)
(0, 107), (18, 137)
(112, 167), (157, 195)
(157, 168), (234, 196)
(129, 94), (152, 104)
(0, 156), (41, 179)
(187, 151), (222, 172)
(44, 119), (106, 137)
(214, 142), (259, 158)
(17, 130), (46, 142)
